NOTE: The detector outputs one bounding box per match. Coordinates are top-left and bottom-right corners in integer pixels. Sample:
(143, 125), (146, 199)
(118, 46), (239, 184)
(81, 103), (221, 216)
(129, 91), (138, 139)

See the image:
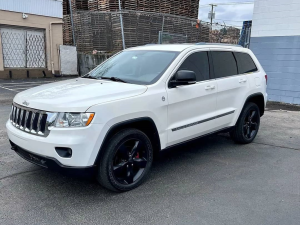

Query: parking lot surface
(1, 79), (300, 225)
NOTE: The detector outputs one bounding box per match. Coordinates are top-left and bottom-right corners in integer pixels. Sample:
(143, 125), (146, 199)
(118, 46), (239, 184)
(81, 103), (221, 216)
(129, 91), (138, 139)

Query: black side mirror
(169, 70), (197, 88)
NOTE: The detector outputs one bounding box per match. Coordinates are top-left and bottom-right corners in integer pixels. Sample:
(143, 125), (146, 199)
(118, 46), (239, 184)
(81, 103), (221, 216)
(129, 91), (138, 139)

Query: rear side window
(234, 52), (258, 74)
(178, 52), (210, 82)
(211, 51), (238, 78)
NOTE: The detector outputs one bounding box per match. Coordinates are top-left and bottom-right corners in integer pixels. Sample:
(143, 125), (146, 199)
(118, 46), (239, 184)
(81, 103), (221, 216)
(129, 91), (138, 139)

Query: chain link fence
(158, 31), (187, 44)
(210, 23), (241, 45)
(63, 10), (242, 53)
(63, 10), (211, 53)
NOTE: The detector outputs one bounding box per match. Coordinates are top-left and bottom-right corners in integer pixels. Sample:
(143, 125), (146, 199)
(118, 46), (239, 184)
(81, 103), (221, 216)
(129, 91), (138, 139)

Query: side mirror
(169, 70), (196, 88)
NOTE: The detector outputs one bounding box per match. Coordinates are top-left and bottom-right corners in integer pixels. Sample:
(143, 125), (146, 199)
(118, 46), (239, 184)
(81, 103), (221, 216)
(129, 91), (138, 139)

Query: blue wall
(250, 36), (300, 104)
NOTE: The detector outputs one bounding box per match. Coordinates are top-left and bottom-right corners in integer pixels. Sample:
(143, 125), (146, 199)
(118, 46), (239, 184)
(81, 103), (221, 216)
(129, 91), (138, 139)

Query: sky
(198, 0), (255, 28)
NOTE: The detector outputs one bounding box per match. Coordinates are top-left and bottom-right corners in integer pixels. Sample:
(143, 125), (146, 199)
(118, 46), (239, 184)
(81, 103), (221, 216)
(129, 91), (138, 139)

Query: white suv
(7, 44), (267, 192)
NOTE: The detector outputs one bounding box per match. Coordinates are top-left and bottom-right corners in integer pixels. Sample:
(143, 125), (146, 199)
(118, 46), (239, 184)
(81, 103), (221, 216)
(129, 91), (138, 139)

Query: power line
(214, 19), (250, 22)
(202, 20), (243, 28)
(199, 2), (254, 8)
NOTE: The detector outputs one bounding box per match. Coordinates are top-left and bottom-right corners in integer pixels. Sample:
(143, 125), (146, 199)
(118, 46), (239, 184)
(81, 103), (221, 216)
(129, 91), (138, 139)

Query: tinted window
(234, 52), (258, 74)
(211, 51), (238, 78)
(178, 52), (210, 81)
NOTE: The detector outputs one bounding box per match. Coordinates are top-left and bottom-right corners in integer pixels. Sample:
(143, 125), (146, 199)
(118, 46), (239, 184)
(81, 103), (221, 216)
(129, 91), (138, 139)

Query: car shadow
(17, 133), (236, 198)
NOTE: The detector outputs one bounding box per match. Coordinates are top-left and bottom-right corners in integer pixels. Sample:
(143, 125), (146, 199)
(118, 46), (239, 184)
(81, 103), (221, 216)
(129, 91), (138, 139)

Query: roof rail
(195, 42), (243, 47)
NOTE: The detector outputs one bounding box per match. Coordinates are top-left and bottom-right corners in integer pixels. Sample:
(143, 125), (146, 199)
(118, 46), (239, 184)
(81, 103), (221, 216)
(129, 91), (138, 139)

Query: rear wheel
(230, 102), (260, 144)
(97, 128), (153, 192)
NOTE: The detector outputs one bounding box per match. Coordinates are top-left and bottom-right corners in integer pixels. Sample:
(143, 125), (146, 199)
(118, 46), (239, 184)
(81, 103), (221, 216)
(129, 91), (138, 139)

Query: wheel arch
(243, 93), (265, 117)
(94, 117), (161, 166)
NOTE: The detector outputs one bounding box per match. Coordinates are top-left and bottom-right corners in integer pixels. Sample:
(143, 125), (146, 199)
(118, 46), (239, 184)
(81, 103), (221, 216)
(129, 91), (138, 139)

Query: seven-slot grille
(10, 104), (48, 136)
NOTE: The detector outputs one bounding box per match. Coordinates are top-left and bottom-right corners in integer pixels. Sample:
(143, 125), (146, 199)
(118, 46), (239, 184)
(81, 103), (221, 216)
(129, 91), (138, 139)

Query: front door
(166, 50), (219, 147)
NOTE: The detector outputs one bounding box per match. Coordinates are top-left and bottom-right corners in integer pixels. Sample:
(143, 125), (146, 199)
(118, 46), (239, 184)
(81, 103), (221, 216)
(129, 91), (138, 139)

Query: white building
(250, 0), (300, 104)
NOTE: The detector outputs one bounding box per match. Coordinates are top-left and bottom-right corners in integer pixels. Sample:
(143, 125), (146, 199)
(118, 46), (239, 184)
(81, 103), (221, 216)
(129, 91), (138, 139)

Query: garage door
(0, 27), (46, 68)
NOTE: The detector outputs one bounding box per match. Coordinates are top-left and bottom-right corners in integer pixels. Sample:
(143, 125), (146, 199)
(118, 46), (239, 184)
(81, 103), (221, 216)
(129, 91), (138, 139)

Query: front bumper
(6, 120), (105, 167)
(10, 141), (97, 177)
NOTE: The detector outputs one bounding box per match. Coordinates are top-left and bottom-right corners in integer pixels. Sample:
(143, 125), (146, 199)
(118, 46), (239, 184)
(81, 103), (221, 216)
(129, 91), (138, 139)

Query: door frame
(165, 48), (214, 87)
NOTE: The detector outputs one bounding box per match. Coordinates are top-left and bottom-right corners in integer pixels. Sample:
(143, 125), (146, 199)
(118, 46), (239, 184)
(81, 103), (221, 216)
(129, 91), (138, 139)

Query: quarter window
(234, 52), (258, 74)
(178, 52), (210, 82)
(211, 51), (238, 78)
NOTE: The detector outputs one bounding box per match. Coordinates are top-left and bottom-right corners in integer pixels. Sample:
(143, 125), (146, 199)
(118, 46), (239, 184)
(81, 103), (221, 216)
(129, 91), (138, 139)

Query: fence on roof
(63, 10), (211, 53)
(62, 1), (241, 53)
(64, 0), (199, 19)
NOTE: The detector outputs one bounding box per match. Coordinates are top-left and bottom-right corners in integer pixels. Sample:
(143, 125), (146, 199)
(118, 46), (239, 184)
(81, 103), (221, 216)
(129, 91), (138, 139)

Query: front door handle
(205, 85), (215, 90)
(239, 78), (247, 83)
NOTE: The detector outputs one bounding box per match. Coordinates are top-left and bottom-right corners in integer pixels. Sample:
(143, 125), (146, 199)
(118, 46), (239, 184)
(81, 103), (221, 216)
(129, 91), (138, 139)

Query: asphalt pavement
(1, 79), (300, 225)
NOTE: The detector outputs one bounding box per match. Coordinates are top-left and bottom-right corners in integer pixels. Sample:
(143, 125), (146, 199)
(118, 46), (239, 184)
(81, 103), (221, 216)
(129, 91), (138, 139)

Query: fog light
(55, 147), (72, 158)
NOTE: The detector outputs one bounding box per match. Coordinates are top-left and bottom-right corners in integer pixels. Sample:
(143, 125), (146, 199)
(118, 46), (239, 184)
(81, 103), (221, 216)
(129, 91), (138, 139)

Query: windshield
(84, 50), (179, 85)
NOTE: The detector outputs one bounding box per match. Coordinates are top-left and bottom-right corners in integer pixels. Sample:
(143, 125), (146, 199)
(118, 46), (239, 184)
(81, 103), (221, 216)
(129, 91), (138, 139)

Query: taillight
(265, 75), (268, 85)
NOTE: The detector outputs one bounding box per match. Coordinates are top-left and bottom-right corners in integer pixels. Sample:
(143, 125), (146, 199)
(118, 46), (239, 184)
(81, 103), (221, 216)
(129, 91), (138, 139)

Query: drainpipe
(49, 21), (63, 75)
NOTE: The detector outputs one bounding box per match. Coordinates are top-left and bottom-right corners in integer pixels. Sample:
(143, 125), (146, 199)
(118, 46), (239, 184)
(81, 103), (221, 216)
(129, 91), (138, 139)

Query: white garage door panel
(26, 30), (46, 68)
(0, 27), (46, 68)
(0, 28), (26, 68)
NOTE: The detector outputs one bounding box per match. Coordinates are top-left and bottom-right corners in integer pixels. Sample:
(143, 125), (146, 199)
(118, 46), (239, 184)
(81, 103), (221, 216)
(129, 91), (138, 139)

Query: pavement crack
(0, 169), (42, 181)
(253, 142), (300, 151)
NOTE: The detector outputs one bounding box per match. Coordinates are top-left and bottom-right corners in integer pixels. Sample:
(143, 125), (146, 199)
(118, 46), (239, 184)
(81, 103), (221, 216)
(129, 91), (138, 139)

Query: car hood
(13, 78), (147, 112)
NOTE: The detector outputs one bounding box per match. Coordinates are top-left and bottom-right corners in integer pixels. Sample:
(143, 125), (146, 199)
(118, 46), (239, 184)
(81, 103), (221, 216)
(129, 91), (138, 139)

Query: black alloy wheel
(112, 139), (148, 185)
(243, 109), (259, 140)
(97, 129), (153, 192)
(230, 102), (260, 144)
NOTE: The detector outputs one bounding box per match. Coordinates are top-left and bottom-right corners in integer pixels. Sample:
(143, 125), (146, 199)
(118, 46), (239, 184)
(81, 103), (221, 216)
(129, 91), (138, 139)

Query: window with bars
(0, 27), (46, 68)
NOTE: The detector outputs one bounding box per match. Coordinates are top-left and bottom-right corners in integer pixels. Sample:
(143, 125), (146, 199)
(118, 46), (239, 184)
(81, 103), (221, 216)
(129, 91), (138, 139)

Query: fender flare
(242, 92), (265, 116)
(93, 117), (160, 165)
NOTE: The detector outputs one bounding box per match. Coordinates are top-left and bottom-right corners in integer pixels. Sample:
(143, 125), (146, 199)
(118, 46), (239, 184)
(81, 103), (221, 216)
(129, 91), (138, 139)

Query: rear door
(166, 50), (219, 147)
(210, 49), (250, 129)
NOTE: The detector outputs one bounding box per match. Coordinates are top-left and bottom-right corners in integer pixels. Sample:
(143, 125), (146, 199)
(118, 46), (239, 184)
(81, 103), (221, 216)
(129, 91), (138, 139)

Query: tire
(97, 128), (153, 192)
(230, 102), (260, 144)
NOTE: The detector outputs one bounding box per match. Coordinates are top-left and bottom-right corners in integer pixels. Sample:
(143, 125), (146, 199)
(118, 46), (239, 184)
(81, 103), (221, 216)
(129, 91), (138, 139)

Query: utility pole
(209, 4), (217, 30)
(118, 0), (126, 50)
(68, 0), (76, 46)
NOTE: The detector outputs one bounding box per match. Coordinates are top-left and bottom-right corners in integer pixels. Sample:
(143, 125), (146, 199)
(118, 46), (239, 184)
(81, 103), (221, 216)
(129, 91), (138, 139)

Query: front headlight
(54, 113), (94, 128)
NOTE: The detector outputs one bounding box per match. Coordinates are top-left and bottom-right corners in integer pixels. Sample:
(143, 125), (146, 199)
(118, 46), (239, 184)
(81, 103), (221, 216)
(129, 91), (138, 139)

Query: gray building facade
(250, 0), (300, 104)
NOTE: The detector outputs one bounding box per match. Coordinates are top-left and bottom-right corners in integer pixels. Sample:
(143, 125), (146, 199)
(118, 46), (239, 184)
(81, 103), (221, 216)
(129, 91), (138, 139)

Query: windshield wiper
(82, 74), (98, 79)
(101, 77), (127, 83)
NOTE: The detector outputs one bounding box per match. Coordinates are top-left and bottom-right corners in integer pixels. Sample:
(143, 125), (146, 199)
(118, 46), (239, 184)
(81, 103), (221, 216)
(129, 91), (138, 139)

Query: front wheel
(97, 128), (153, 192)
(230, 102), (260, 144)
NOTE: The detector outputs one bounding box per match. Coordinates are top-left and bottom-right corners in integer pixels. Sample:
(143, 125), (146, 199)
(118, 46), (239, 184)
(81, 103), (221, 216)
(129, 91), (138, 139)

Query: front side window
(84, 50), (179, 85)
(234, 52), (258, 74)
(178, 52), (210, 82)
(211, 51), (238, 78)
